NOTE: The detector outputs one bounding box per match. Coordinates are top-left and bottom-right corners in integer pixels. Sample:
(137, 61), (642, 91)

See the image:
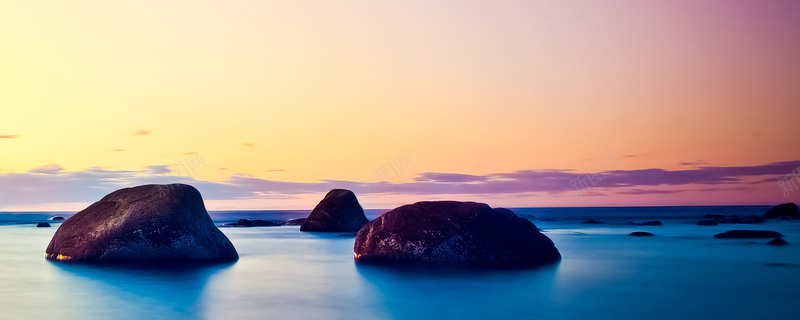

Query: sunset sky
(2, 1), (800, 210)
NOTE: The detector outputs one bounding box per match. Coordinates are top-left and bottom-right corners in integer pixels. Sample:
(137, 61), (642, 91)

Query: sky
(2, 0), (800, 210)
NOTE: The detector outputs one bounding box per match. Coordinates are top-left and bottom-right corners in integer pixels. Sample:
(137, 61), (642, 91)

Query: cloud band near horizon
(0, 160), (798, 208)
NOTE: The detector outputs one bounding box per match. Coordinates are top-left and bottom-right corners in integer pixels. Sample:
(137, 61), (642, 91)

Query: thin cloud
(111, 149), (124, 152)
(28, 164), (65, 175)
(266, 169), (286, 172)
(679, 160), (708, 166)
(242, 143), (256, 148)
(132, 130), (151, 135)
(0, 135), (18, 139)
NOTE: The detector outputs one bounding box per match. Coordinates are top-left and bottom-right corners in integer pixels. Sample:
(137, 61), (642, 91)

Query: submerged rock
(767, 238), (789, 246)
(37, 222), (51, 228)
(236, 219), (280, 227)
(582, 219), (605, 224)
(45, 184), (238, 262)
(354, 201), (561, 267)
(300, 189), (368, 232)
(698, 220), (718, 226)
(283, 218), (307, 226)
(629, 231), (654, 237)
(704, 214), (726, 219)
(763, 203), (800, 219)
(713, 230), (783, 239)
(641, 221), (663, 226)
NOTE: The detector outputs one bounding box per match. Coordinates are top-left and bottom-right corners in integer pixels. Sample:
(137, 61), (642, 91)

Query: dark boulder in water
(582, 219), (605, 224)
(630, 231), (654, 237)
(354, 201), (561, 267)
(698, 220), (718, 226)
(45, 184), (238, 262)
(763, 203), (800, 219)
(37, 222), (51, 228)
(49, 216), (66, 221)
(714, 230), (783, 239)
(767, 238), (788, 246)
(300, 189), (368, 232)
(283, 218), (307, 225)
(704, 214), (725, 219)
(641, 221), (663, 226)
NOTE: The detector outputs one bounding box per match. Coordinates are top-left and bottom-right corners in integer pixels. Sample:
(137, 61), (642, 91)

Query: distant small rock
(525, 214), (538, 220)
(767, 238), (788, 246)
(37, 222), (51, 228)
(727, 215), (765, 224)
(641, 221), (663, 226)
(48, 216), (65, 221)
(539, 218), (558, 222)
(229, 219), (280, 227)
(704, 214), (725, 219)
(630, 231), (654, 237)
(764, 203), (800, 219)
(714, 230), (783, 239)
(698, 220), (718, 226)
(283, 218), (307, 226)
(582, 219), (605, 224)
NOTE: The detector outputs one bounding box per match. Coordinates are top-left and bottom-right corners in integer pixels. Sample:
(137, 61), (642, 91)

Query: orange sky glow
(2, 1), (799, 210)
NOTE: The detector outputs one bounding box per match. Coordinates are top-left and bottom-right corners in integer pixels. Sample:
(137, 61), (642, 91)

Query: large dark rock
(630, 231), (654, 237)
(37, 222), (51, 228)
(764, 203), (800, 219)
(714, 230), (783, 239)
(45, 184), (238, 262)
(353, 201), (561, 267)
(49, 216), (66, 221)
(300, 189), (368, 232)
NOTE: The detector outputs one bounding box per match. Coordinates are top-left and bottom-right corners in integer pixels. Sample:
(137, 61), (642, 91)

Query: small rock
(630, 231), (654, 237)
(49, 216), (65, 221)
(767, 238), (788, 246)
(582, 219), (605, 224)
(642, 221), (663, 226)
(37, 222), (51, 228)
(714, 230), (783, 239)
(301, 189), (368, 232)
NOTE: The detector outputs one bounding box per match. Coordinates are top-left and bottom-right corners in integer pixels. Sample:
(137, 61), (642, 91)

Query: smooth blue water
(1, 206), (798, 319)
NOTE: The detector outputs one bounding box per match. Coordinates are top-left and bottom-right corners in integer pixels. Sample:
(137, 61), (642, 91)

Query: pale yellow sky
(2, 1), (799, 209)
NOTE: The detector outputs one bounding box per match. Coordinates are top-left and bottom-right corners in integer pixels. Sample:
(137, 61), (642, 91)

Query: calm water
(1, 206), (799, 319)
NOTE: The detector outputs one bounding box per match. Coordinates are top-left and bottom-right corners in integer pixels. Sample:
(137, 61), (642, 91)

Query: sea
(1, 206), (799, 320)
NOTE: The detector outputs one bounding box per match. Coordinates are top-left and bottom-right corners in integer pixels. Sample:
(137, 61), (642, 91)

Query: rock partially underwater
(354, 201), (561, 267)
(45, 184), (238, 262)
